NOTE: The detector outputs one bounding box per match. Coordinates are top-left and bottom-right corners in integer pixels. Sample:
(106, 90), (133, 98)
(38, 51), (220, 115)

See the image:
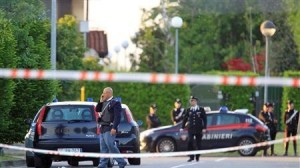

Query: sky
(88, 0), (160, 69)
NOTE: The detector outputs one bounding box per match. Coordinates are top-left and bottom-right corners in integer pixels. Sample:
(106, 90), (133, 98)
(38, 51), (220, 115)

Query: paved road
(6, 156), (300, 168)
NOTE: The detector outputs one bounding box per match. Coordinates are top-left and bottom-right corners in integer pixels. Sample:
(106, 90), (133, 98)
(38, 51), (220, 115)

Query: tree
(56, 15), (88, 101)
(0, 0), (58, 143)
(0, 10), (17, 144)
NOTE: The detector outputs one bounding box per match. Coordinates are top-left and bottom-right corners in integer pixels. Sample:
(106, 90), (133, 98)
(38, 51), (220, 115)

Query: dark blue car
(140, 109), (270, 156)
(25, 101), (141, 167)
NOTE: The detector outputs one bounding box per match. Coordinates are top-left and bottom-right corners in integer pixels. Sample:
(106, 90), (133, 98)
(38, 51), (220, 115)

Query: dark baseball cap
(287, 100), (294, 104)
(175, 98), (181, 103)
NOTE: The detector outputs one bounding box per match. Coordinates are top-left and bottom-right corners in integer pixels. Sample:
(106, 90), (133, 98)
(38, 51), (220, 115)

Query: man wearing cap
(171, 98), (185, 125)
(259, 102), (277, 156)
(180, 96), (207, 162)
(146, 103), (161, 129)
(283, 100), (299, 156)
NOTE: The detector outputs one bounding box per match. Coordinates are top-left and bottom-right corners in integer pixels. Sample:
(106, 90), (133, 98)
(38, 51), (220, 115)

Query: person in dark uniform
(96, 87), (127, 168)
(146, 103), (161, 129)
(171, 98), (185, 125)
(283, 100), (299, 156)
(180, 96), (207, 162)
(258, 102), (277, 156)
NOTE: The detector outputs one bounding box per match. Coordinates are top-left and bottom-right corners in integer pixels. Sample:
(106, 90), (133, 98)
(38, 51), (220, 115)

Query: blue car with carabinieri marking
(140, 108), (270, 156)
(24, 101), (141, 168)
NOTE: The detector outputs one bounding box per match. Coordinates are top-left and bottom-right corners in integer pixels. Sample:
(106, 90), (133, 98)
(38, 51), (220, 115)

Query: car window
(216, 114), (240, 125)
(43, 105), (95, 121)
(206, 114), (213, 126)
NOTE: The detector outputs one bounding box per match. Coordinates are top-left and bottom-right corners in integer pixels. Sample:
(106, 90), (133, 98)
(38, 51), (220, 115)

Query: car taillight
(36, 106), (46, 136)
(255, 125), (267, 132)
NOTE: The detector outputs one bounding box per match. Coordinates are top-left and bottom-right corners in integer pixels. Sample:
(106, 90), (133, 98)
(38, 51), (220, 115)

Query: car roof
(47, 101), (129, 108)
(207, 110), (248, 115)
(47, 101), (97, 106)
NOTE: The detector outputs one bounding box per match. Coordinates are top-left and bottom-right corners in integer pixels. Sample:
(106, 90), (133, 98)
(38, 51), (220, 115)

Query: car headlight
(140, 130), (153, 141)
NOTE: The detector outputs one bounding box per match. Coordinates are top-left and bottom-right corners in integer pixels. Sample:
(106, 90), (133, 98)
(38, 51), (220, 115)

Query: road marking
(215, 157), (227, 162)
(170, 162), (199, 168)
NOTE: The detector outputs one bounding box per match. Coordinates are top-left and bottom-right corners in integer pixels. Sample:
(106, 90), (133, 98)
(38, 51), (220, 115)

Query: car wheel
(34, 155), (52, 168)
(93, 159), (99, 167)
(237, 138), (257, 156)
(156, 138), (176, 153)
(128, 158), (141, 165)
(68, 159), (79, 166)
(25, 154), (34, 167)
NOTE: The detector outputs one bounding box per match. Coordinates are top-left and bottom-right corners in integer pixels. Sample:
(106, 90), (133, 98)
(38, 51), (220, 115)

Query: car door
(203, 113), (241, 149)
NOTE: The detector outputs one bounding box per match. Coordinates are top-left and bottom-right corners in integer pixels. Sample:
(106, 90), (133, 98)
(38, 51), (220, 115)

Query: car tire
(93, 159), (99, 167)
(156, 138), (176, 153)
(25, 154), (34, 167)
(34, 155), (52, 168)
(237, 138), (257, 156)
(68, 159), (79, 166)
(128, 158), (141, 165)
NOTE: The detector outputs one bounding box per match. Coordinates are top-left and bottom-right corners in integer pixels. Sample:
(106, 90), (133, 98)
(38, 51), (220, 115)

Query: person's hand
(110, 128), (116, 135)
(202, 129), (207, 133)
(179, 128), (184, 132)
(100, 94), (104, 102)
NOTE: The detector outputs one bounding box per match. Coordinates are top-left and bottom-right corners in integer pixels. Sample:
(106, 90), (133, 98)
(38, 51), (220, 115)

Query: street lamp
(260, 20), (276, 103)
(121, 40), (129, 71)
(114, 46), (121, 71)
(171, 16), (183, 74)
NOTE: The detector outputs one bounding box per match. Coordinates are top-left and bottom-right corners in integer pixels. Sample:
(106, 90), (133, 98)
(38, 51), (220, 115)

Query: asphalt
(0, 144), (26, 167)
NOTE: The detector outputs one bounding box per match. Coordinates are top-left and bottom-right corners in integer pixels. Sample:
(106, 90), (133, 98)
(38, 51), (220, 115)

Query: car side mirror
(137, 120), (143, 127)
(24, 118), (33, 125)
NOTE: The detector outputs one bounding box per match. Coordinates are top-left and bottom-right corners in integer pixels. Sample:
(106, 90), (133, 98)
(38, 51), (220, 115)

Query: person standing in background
(171, 98), (185, 125)
(258, 102), (277, 156)
(283, 100), (299, 156)
(180, 96), (207, 162)
(146, 103), (161, 129)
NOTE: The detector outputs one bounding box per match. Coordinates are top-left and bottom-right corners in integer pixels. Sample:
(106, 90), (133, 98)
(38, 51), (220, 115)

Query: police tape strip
(0, 136), (299, 158)
(1, 68), (300, 87)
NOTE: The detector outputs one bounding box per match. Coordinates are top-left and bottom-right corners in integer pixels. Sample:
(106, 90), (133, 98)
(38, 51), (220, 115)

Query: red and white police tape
(0, 136), (299, 158)
(1, 68), (300, 87)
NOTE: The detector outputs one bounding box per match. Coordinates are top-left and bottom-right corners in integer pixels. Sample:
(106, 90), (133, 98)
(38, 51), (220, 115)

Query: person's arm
(146, 115), (151, 129)
(201, 107), (207, 129)
(112, 101), (122, 130)
(258, 112), (266, 123)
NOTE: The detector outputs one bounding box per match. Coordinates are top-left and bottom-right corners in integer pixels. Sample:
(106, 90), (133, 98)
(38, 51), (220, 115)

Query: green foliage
(207, 71), (258, 114)
(281, 71), (300, 130)
(0, 0), (58, 143)
(0, 11), (17, 144)
(56, 15), (88, 101)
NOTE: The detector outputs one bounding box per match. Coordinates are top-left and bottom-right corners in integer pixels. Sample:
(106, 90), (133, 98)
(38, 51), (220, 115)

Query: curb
(0, 159), (25, 167)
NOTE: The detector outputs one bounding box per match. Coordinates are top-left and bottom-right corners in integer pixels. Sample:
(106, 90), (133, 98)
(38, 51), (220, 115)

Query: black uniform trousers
(188, 132), (202, 160)
(284, 128), (297, 154)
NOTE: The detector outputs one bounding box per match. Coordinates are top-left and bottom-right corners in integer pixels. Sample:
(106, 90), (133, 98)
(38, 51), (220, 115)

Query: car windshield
(44, 105), (95, 121)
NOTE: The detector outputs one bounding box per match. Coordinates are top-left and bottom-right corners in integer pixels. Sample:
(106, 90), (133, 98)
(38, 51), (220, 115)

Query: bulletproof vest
(101, 101), (111, 123)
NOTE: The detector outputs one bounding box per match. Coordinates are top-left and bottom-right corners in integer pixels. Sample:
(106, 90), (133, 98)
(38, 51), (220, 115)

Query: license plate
(57, 148), (82, 153)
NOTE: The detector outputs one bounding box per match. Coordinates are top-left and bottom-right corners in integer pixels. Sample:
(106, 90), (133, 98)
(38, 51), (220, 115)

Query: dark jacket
(182, 106), (207, 134)
(171, 107), (185, 124)
(258, 111), (277, 133)
(146, 114), (161, 129)
(284, 109), (299, 131)
(96, 98), (121, 132)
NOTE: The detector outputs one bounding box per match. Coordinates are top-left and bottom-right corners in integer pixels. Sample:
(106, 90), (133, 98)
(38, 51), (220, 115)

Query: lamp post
(260, 20), (276, 103)
(121, 40), (129, 71)
(171, 16), (183, 74)
(114, 46), (121, 71)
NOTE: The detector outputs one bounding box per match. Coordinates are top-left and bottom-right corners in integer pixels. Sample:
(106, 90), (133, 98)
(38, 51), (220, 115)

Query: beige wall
(72, 0), (88, 21)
